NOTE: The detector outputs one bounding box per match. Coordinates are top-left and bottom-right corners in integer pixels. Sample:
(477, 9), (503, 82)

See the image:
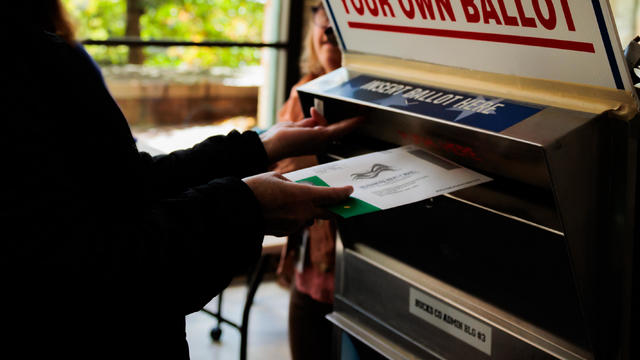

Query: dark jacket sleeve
(1, 31), (266, 320)
(139, 130), (269, 199)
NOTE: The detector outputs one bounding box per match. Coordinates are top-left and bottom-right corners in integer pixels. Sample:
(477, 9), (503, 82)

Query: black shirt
(1, 29), (267, 359)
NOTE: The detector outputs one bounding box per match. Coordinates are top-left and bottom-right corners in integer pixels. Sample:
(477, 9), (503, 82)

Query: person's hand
(260, 108), (363, 164)
(243, 172), (353, 236)
(270, 155), (318, 174)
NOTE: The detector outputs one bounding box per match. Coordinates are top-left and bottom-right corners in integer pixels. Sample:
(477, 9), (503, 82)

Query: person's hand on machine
(260, 107), (363, 164)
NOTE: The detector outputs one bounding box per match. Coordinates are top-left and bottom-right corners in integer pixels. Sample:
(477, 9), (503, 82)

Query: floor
(186, 281), (292, 360)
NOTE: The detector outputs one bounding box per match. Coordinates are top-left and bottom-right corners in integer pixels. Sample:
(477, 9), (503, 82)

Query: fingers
(255, 175), (348, 235)
(324, 115), (364, 140)
(308, 185), (353, 206)
(296, 117), (319, 128)
(310, 107), (328, 126)
(295, 108), (326, 128)
(282, 174), (352, 206)
(293, 114), (364, 150)
(272, 172), (289, 181)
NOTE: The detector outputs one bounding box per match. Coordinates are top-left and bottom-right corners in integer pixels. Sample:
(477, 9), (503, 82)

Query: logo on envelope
(351, 163), (395, 180)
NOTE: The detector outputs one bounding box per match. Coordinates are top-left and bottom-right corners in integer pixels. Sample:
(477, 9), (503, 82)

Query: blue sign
(324, 75), (542, 133)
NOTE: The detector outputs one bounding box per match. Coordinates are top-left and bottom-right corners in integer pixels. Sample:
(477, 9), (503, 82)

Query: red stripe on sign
(347, 22), (595, 53)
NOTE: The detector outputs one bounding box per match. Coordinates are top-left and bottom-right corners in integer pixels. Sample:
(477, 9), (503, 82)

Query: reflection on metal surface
(443, 194), (564, 236)
(327, 312), (420, 360)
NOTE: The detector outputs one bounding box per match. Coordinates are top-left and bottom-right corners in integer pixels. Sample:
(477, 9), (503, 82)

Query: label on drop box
(409, 287), (492, 355)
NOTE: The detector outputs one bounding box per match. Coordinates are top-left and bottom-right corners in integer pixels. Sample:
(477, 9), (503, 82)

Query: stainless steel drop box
(301, 1), (639, 358)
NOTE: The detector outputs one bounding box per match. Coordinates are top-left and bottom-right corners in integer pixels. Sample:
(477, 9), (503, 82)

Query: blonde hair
(299, 2), (325, 77)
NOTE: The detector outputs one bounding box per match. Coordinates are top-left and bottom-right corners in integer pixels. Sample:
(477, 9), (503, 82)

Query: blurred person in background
(273, 2), (343, 360)
(0, 1), (360, 359)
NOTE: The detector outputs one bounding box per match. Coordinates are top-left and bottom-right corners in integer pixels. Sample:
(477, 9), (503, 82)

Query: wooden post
(126, 0), (144, 64)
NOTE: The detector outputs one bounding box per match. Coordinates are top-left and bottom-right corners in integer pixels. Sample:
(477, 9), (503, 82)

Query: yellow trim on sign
(343, 53), (639, 120)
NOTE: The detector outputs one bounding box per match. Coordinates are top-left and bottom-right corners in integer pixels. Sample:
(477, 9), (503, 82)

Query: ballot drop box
(296, 0), (640, 359)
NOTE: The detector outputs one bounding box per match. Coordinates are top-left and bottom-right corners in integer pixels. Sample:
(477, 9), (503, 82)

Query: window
(62, 0), (301, 153)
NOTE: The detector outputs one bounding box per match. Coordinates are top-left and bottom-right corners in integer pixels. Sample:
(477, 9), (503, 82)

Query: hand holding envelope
(244, 109), (362, 236)
(284, 145), (492, 218)
(243, 172), (353, 236)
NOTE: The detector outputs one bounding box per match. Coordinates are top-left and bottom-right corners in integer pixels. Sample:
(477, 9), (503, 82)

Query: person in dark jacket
(0, 3), (360, 359)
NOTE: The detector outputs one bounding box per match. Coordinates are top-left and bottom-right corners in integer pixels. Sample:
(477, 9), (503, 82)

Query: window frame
(76, 0), (304, 128)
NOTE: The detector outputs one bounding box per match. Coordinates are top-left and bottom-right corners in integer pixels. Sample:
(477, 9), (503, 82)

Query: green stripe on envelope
(296, 176), (381, 218)
(296, 175), (330, 187)
(329, 197), (380, 218)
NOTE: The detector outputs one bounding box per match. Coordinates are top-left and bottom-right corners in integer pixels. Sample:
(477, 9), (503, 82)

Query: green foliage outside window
(62, 0), (265, 68)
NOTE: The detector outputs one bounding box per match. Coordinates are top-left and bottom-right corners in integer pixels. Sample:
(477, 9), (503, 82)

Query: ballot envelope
(295, 0), (640, 359)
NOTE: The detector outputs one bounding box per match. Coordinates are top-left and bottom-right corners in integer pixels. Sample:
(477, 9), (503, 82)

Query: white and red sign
(324, 0), (633, 91)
